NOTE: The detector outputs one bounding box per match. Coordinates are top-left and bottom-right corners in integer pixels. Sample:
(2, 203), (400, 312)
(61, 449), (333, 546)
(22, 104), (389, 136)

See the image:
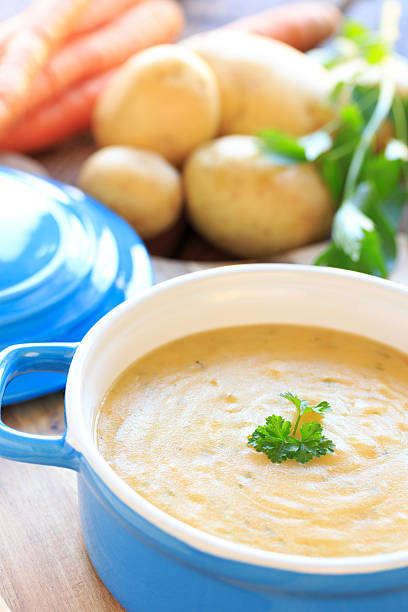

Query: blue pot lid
(0, 167), (153, 404)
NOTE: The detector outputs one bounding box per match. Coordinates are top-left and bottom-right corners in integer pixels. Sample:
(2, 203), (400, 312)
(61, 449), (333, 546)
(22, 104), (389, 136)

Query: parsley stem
(391, 94), (408, 184)
(392, 94), (407, 144)
(292, 413), (302, 437)
(343, 71), (395, 200)
(343, 0), (400, 201)
(324, 141), (356, 161)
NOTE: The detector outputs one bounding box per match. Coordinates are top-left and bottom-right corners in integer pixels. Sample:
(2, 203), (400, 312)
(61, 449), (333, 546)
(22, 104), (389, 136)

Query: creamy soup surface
(96, 325), (408, 557)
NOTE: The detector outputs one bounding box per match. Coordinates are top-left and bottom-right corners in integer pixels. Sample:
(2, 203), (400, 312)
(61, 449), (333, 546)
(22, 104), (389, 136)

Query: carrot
(0, 0), (92, 136)
(14, 0), (184, 119)
(0, 71), (113, 152)
(225, 2), (342, 51)
(0, 0), (184, 153)
(71, 0), (151, 37)
(0, 0), (150, 54)
(0, 13), (21, 57)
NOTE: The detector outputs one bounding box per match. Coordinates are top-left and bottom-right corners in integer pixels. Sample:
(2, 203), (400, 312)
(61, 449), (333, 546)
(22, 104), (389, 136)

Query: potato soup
(96, 325), (408, 557)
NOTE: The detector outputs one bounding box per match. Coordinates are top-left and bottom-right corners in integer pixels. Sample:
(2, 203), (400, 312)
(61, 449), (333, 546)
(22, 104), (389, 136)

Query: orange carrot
(0, 0), (92, 135)
(15, 0), (184, 118)
(0, 13), (21, 56)
(0, 0), (185, 153)
(0, 0), (151, 54)
(72, 0), (152, 36)
(225, 2), (342, 51)
(0, 71), (113, 152)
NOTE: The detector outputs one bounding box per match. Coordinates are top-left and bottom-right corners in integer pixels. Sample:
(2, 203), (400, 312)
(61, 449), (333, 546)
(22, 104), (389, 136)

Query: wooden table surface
(1, 1), (408, 611)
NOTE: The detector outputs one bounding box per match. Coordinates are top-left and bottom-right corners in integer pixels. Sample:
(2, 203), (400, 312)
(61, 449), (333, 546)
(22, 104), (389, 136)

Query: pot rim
(65, 264), (408, 576)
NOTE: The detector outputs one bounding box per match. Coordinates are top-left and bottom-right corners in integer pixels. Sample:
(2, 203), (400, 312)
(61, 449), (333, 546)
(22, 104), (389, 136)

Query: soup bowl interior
(64, 264), (408, 575)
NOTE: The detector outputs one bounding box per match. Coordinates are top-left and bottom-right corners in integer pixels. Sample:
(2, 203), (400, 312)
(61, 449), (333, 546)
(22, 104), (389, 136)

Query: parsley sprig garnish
(248, 392), (335, 464)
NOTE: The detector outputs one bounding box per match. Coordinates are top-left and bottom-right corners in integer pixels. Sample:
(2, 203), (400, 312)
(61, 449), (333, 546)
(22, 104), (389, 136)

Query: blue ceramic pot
(1, 265), (408, 611)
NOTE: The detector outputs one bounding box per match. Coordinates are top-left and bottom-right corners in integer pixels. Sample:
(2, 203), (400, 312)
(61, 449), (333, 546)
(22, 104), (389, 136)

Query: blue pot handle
(0, 343), (80, 470)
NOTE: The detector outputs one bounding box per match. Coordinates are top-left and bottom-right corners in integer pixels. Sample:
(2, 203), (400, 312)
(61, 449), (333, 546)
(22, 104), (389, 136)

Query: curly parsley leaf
(247, 415), (298, 464)
(280, 391), (331, 417)
(280, 391), (331, 437)
(279, 391), (307, 412)
(248, 393), (335, 465)
(296, 422), (336, 464)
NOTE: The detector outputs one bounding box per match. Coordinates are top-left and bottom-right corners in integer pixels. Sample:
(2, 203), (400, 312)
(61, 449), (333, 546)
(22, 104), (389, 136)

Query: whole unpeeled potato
(78, 146), (183, 239)
(184, 135), (333, 258)
(93, 45), (220, 165)
(182, 30), (333, 137)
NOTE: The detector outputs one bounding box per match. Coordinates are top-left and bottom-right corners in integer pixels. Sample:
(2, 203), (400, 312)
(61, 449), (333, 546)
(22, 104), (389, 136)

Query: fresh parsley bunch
(248, 392), (335, 464)
(260, 0), (408, 278)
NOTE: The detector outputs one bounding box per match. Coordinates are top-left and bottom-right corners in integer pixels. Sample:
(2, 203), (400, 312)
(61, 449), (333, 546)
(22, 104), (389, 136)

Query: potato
(78, 146), (183, 239)
(93, 45), (220, 165)
(182, 31), (333, 137)
(184, 135), (333, 258)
